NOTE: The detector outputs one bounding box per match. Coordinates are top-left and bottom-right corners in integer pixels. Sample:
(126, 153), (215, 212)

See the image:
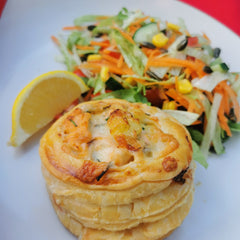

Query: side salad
(51, 8), (240, 167)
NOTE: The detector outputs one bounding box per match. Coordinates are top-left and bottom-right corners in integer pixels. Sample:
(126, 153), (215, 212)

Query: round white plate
(0, 0), (239, 239)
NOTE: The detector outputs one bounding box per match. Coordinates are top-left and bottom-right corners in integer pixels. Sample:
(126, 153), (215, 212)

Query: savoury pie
(39, 99), (195, 240)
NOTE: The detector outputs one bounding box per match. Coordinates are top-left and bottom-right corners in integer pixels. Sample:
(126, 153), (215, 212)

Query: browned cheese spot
(75, 160), (109, 183)
(114, 134), (141, 151)
(162, 156), (178, 172)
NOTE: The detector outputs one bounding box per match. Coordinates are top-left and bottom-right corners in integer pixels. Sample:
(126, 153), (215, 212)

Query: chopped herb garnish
(103, 104), (111, 110)
(69, 119), (78, 127)
(96, 165), (109, 181)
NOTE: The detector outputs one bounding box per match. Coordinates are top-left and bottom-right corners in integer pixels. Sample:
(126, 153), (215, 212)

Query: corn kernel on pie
(39, 99), (195, 240)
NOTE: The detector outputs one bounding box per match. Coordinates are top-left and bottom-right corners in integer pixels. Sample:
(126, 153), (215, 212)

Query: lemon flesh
(10, 70), (89, 147)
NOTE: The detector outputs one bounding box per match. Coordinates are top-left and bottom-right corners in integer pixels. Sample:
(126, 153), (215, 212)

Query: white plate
(0, 0), (240, 239)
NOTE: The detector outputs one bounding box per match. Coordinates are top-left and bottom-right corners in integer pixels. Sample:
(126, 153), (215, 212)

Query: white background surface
(0, 0), (240, 239)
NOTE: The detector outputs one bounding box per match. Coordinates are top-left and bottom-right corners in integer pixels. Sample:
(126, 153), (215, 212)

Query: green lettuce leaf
(228, 120), (240, 132)
(92, 17), (116, 35)
(88, 76), (105, 94)
(93, 88), (150, 104)
(67, 31), (91, 50)
(212, 120), (225, 155)
(192, 140), (208, 168)
(187, 127), (203, 145)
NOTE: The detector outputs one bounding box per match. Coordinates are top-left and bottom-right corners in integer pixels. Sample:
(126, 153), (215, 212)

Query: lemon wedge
(9, 70), (89, 147)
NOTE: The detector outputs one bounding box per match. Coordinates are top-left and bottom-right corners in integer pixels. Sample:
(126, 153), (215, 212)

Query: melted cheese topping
(40, 99), (192, 189)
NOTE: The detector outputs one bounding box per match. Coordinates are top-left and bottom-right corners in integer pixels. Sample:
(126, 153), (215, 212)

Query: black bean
(80, 55), (88, 62)
(177, 37), (188, 51)
(213, 48), (221, 58)
(140, 42), (156, 49)
(94, 33), (104, 38)
(203, 65), (213, 74)
(87, 25), (96, 31)
(161, 29), (167, 35)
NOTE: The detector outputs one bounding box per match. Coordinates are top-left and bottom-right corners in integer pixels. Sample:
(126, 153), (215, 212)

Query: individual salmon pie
(39, 99), (195, 240)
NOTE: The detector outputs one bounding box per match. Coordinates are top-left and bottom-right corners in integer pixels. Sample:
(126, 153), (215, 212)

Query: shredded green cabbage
(200, 93), (222, 159)
(111, 29), (147, 76)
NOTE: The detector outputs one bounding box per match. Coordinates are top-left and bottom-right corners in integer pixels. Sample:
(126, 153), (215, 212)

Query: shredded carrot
(117, 54), (124, 68)
(129, 16), (149, 26)
(149, 49), (163, 59)
(165, 88), (190, 109)
(196, 99), (205, 114)
(158, 87), (168, 100)
(218, 100), (232, 136)
(141, 48), (162, 60)
(112, 27), (135, 44)
(147, 57), (206, 78)
(187, 99), (203, 115)
(220, 87), (230, 115)
(51, 35), (60, 46)
(191, 120), (202, 125)
(140, 47), (150, 56)
(187, 100), (197, 113)
(214, 80), (240, 122)
(225, 84), (240, 122)
(90, 41), (110, 48)
(101, 53), (119, 64)
(62, 26), (85, 31)
(165, 33), (177, 49)
(102, 46), (118, 54)
(80, 60), (134, 75)
(174, 75), (203, 115)
(203, 91), (213, 103)
(202, 32), (211, 43)
(128, 24), (141, 36)
(213, 80), (240, 136)
(184, 67), (193, 79)
(76, 45), (95, 50)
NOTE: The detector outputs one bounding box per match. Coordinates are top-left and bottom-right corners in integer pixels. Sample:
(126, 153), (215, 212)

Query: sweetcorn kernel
(167, 22), (180, 31)
(87, 54), (102, 61)
(100, 66), (109, 82)
(176, 79), (193, 94)
(162, 101), (177, 110)
(152, 33), (168, 48)
(150, 17), (155, 22)
(123, 77), (136, 88)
